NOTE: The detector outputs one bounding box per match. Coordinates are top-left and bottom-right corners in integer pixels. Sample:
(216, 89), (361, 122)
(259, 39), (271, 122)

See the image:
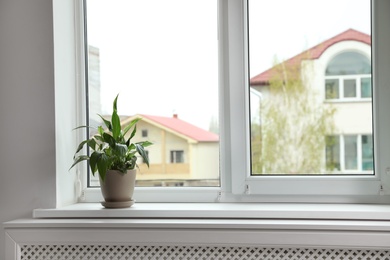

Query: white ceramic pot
(99, 169), (136, 208)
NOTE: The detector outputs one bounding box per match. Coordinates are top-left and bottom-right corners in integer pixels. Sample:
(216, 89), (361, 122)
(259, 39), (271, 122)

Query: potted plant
(70, 94), (152, 208)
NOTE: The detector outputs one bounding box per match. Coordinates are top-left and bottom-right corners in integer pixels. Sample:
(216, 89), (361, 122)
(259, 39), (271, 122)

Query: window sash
(74, 0), (390, 203)
(228, 0), (389, 201)
(325, 75), (372, 100)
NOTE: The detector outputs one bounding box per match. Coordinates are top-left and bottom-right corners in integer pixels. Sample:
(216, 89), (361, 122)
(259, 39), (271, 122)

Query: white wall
(0, 0), (56, 256)
(190, 142), (220, 179)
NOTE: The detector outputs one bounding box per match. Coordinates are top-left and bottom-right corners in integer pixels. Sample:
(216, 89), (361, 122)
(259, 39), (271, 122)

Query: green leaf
(111, 109), (121, 141)
(137, 141), (153, 148)
(89, 151), (102, 174)
(113, 93), (119, 112)
(87, 138), (97, 151)
(74, 140), (89, 157)
(113, 143), (127, 157)
(97, 125), (104, 136)
(94, 134), (105, 142)
(135, 143), (149, 167)
(123, 118), (141, 136)
(98, 114), (112, 131)
(128, 125), (137, 143)
(102, 132), (116, 147)
(97, 153), (110, 182)
(72, 125), (97, 131)
(69, 155), (89, 170)
(126, 155), (137, 170)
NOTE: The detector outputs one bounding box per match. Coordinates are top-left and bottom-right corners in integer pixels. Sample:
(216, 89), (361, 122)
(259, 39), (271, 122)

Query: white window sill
(33, 202), (390, 221)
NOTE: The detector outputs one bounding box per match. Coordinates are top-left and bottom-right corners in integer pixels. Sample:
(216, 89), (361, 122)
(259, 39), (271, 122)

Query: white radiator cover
(18, 245), (390, 260)
(5, 217), (390, 260)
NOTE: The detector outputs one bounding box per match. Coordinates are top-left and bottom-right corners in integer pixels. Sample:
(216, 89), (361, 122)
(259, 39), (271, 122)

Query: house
(250, 29), (373, 174)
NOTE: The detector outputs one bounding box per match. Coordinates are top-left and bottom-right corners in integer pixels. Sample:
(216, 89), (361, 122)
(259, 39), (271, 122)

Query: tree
(251, 56), (336, 174)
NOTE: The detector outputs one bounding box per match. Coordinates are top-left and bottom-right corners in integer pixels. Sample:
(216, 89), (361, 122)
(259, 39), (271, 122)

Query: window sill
(33, 202), (390, 221)
(324, 99), (372, 104)
(5, 203), (390, 251)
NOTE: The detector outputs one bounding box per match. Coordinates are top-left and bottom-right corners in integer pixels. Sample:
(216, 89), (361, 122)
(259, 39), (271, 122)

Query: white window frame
(170, 150), (185, 164)
(325, 75), (372, 101)
(223, 0), (390, 203)
(60, 0), (390, 205)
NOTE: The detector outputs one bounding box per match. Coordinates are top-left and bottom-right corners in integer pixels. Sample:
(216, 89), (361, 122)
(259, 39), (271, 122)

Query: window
(170, 150), (184, 163)
(326, 135), (373, 173)
(249, 0), (372, 176)
(65, 0), (390, 203)
(325, 52), (372, 100)
(85, 0), (219, 188)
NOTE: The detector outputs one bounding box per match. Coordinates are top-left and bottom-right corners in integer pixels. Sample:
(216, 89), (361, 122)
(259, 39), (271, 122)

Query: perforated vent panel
(20, 245), (390, 260)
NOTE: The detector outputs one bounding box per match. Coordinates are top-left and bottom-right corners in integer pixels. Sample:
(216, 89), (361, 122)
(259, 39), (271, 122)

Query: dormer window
(325, 51), (371, 100)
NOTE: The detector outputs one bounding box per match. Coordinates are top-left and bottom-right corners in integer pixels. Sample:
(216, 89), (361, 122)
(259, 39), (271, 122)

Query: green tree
(252, 57), (336, 174)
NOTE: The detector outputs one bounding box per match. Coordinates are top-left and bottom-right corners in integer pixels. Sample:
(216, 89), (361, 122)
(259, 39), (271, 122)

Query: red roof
(140, 114), (219, 142)
(250, 29), (371, 86)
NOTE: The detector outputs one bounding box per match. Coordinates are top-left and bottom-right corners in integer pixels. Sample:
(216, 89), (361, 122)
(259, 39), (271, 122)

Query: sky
(86, 0), (371, 130)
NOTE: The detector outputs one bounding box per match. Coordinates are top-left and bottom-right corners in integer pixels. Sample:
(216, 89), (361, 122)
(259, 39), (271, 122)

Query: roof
(123, 114), (219, 143)
(250, 29), (371, 86)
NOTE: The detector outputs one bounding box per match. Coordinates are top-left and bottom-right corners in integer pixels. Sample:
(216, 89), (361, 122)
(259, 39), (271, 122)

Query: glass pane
(86, 0), (219, 187)
(344, 135), (358, 170)
(249, 0), (373, 175)
(325, 52), (371, 76)
(344, 79), (357, 98)
(326, 136), (340, 171)
(362, 135), (373, 170)
(325, 79), (339, 99)
(361, 77), (372, 98)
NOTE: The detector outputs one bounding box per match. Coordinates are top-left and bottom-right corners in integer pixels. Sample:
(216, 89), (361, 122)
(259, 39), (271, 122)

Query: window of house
(141, 129), (148, 138)
(326, 135), (373, 173)
(170, 150), (184, 163)
(325, 52), (372, 100)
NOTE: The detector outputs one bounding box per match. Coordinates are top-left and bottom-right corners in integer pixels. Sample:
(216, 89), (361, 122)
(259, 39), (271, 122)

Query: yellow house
(121, 114), (219, 187)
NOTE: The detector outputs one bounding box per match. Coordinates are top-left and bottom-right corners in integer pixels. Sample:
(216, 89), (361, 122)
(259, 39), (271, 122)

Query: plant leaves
(89, 151), (102, 174)
(113, 143), (127, 157)
(109, 94), (122, 140)
(123, 118), (140, 137)
(137, 141), (153, 148)
(135, 143), (149, 167)
(74, 139), (89, 157)
(128, 125), (137, 143)
(94, 134), (105, 143)
(113, 93), (119, 112)
(87, 138), (97, 151)
(98, 114), (112, 131)
(69, 155), (89, 170)
(102, 132), (116, 147)
(72, 125), (97, 131)
(97, 153), (110, 182)
(97, 125), (104, 135)
(111, 109), (121, 141)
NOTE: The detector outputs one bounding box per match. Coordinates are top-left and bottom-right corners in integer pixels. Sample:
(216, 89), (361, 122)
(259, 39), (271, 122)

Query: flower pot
(99, 169), (136, 208)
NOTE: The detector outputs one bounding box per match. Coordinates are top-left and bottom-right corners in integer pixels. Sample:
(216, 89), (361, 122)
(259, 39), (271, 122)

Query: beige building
(250, 29), (373, 173)
(121, 114), (219, 186)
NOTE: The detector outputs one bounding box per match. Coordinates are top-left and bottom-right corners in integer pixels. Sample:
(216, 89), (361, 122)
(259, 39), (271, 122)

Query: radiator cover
(20, 245), (390, 260)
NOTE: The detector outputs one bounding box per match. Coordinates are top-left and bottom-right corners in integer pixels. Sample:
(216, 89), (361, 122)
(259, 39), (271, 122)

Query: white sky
(86, 0), (371, 130)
